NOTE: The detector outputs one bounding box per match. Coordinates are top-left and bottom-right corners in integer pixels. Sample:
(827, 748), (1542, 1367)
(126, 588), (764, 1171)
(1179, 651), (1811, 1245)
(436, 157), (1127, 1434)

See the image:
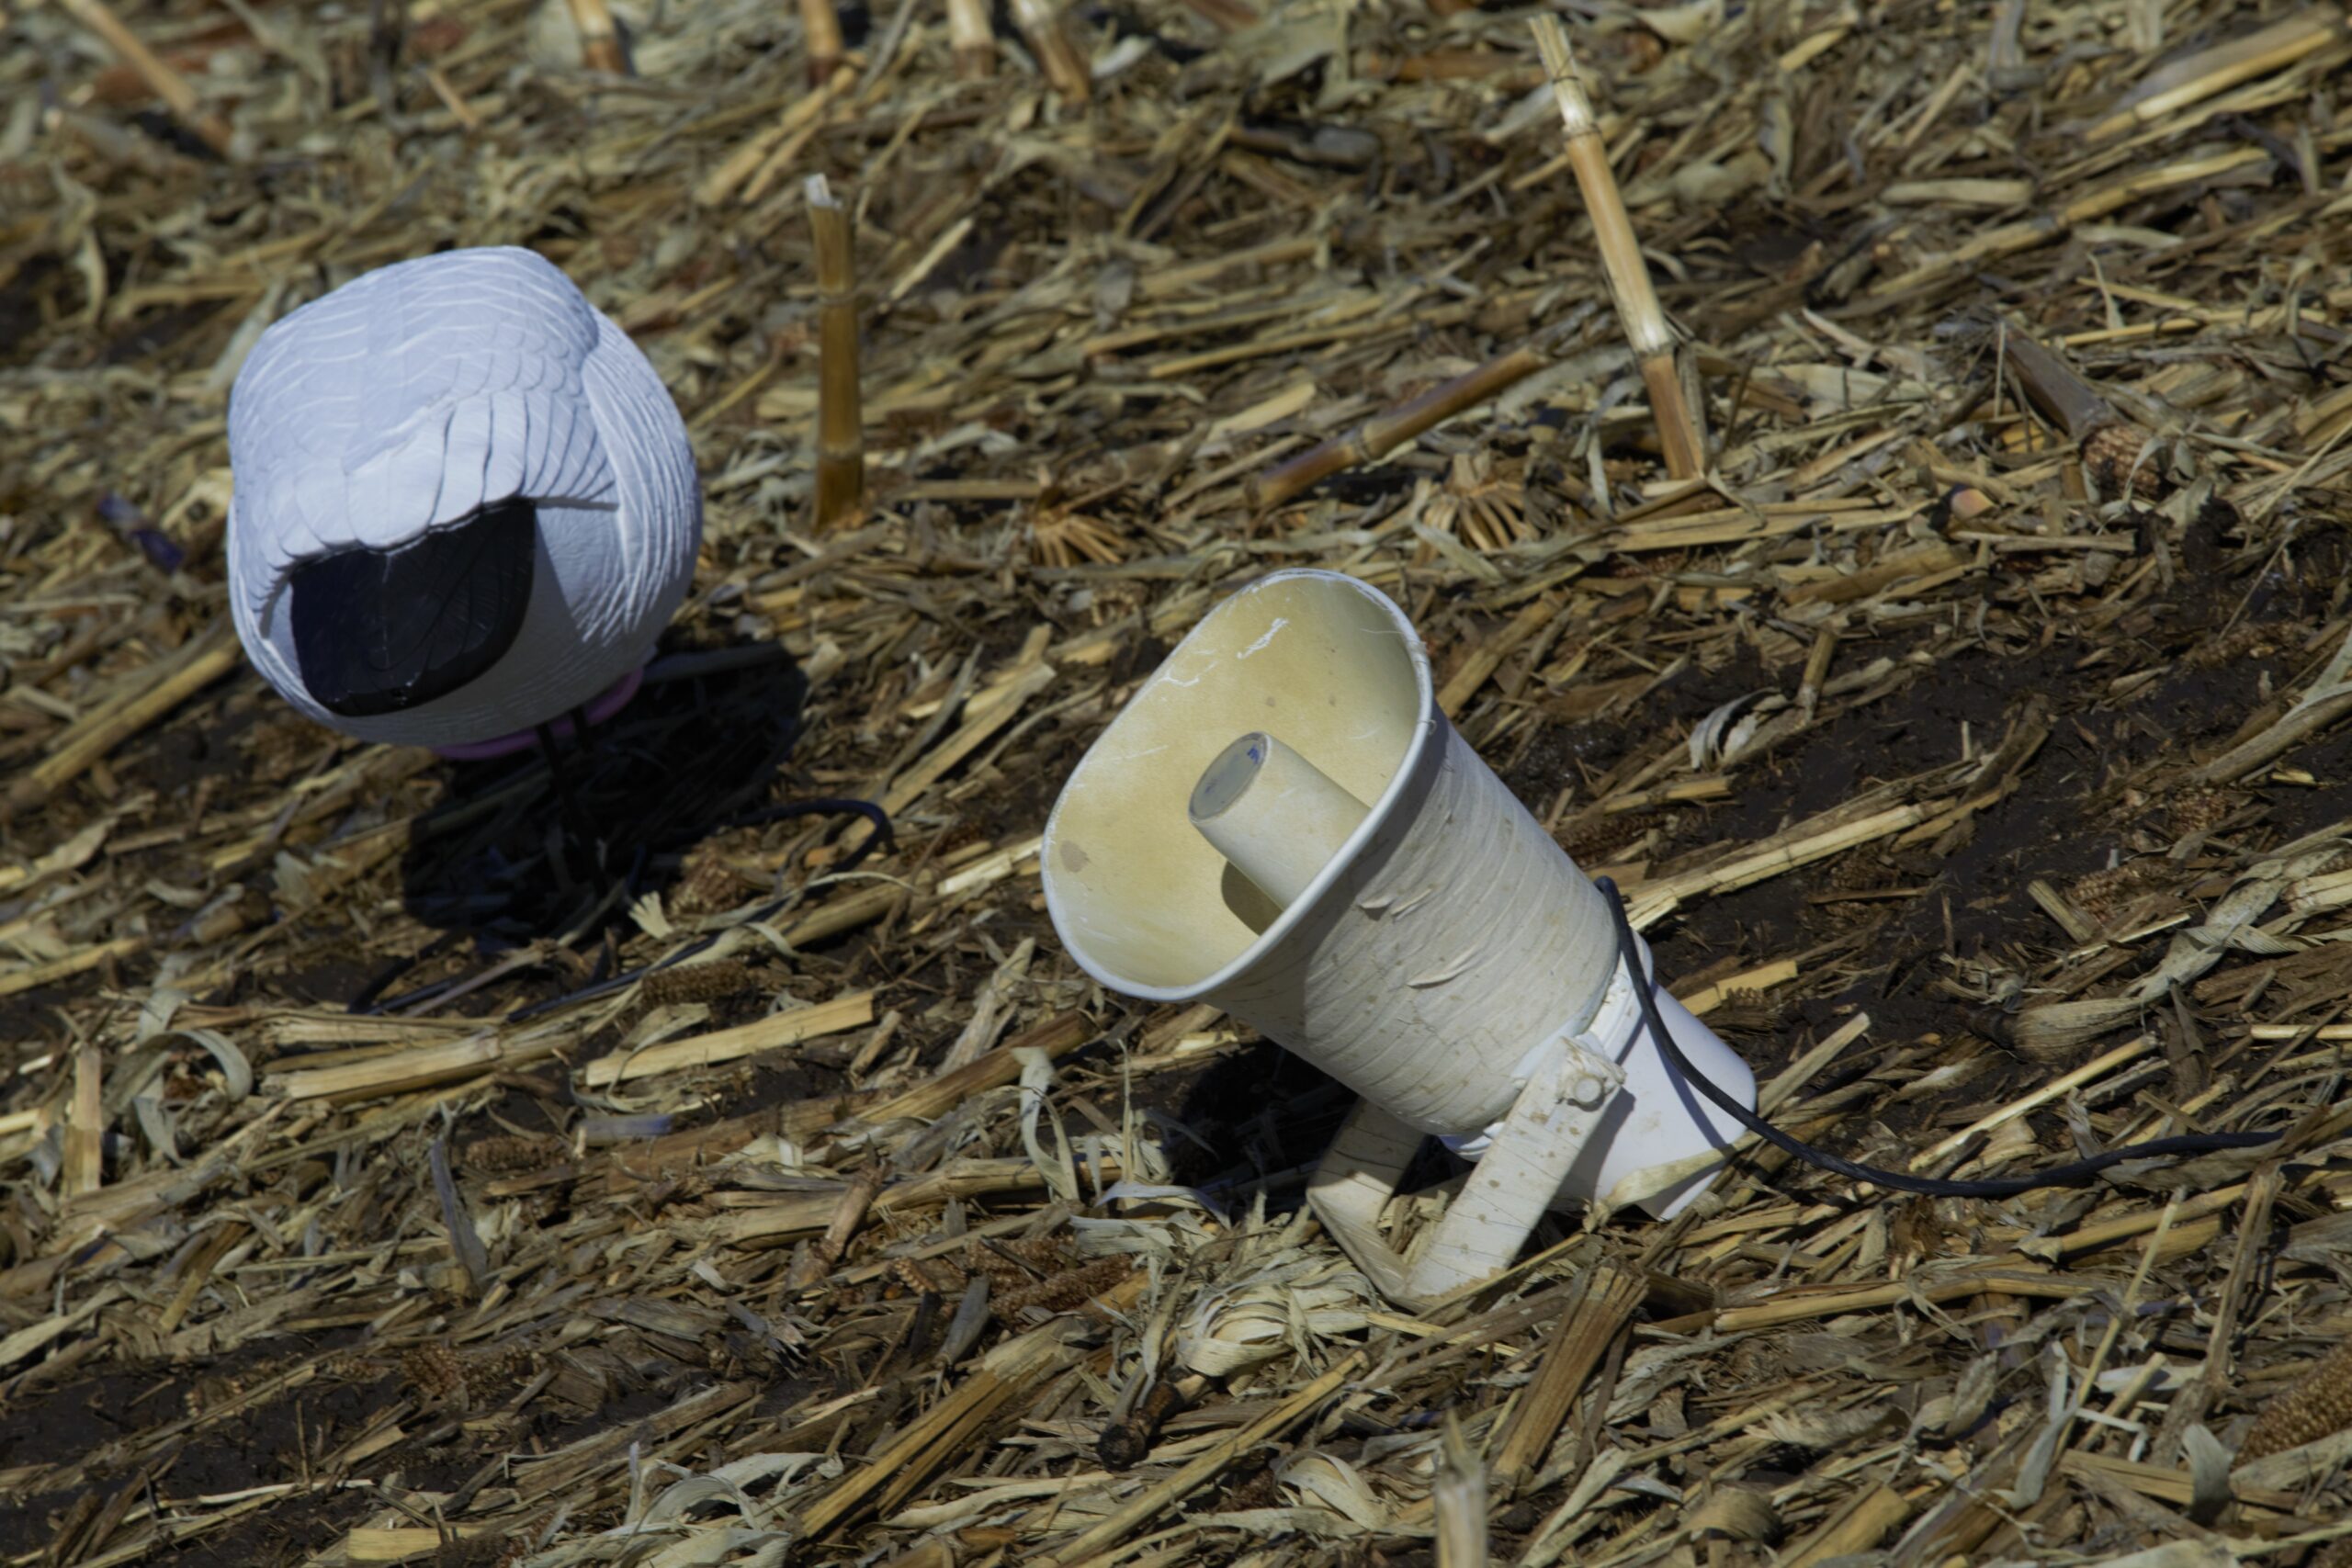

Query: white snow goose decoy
(226, 246), (700, 760)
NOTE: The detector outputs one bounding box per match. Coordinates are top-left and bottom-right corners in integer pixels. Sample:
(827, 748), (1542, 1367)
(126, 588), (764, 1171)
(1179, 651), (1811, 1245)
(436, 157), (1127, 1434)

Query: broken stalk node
(2002, 330), (2165, 502)
(1098, 1372), (1207, 1469)
(807, 175), (867, 531)
(564, 0), (632, 74)
(944, 0), (996, 78)
(1530, 15), (1703, 480)
(1009, 0), (1092, 104)
(800, 0), (845, 86)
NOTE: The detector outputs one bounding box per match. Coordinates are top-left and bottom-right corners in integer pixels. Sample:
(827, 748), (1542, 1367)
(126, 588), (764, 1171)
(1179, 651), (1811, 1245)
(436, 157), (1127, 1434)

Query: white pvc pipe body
(1041, 570), (1756, 1217)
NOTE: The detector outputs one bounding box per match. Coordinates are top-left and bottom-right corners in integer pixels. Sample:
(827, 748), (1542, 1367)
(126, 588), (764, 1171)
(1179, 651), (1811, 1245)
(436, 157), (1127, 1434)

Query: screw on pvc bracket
(1552, 1034), (1625, 1111)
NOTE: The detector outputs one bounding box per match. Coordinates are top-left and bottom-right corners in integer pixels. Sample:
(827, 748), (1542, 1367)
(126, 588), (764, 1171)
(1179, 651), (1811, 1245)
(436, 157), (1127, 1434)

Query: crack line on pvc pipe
(1236, 616), (1290, 658)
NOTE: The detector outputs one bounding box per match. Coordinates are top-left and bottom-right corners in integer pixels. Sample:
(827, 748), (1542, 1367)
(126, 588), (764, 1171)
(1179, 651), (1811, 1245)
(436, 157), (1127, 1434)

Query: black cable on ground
(1592, 875), (2283, 1200)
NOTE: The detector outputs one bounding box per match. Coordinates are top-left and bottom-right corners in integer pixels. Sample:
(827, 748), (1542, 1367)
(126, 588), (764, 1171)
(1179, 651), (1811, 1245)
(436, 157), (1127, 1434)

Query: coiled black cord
(1592, 876), (2284, 1199)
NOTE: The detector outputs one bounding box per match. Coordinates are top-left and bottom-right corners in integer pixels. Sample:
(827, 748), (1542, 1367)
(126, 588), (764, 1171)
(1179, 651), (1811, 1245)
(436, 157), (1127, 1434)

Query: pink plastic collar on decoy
(431, 664), (646, 761)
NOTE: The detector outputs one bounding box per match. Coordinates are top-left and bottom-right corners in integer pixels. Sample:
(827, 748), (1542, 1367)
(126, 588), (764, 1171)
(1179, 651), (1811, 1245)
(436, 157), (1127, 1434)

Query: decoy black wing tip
(289, 497), (538, 719)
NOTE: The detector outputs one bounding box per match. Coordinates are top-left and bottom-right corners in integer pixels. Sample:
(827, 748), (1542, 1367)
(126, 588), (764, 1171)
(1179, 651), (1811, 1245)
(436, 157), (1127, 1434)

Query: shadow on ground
(358, 642), (816, 1010)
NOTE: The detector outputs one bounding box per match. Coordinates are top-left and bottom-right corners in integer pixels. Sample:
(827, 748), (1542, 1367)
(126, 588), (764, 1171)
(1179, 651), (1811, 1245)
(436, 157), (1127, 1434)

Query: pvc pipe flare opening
(1189, 730), (1371, 912)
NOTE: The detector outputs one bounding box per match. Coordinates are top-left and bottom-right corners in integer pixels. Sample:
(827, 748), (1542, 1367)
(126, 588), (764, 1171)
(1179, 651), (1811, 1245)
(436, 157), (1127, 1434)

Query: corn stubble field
(5, 0), (2352, 1564)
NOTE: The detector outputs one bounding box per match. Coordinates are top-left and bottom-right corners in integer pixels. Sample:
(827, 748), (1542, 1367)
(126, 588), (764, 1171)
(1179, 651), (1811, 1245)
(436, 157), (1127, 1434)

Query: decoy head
(225, 246), (700, 750)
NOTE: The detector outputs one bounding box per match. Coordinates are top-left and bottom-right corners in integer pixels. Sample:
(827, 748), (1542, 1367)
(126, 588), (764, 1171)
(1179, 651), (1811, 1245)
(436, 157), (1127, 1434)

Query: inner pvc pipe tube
(1188, 731), (1371, 911)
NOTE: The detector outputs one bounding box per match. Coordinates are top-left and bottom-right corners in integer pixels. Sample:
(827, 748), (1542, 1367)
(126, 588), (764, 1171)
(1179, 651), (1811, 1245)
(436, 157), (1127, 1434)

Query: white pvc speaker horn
(1042, 570), (1756, 1306)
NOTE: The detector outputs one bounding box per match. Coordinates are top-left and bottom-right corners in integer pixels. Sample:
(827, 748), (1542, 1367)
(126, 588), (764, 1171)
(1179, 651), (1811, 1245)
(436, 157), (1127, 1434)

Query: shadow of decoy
(353, 639), (883, 1015)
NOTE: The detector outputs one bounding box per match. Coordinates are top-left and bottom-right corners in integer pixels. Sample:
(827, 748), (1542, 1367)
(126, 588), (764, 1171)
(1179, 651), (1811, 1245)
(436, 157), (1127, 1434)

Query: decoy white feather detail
(226, 246), (699, 750)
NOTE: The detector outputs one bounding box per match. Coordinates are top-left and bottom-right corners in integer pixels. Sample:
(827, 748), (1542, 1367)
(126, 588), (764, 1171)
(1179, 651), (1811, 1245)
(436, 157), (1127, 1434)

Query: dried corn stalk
(807, 175), (866, 530)
(1177, 1253), (1374, 1376)
(1530, 16), (1703, 479)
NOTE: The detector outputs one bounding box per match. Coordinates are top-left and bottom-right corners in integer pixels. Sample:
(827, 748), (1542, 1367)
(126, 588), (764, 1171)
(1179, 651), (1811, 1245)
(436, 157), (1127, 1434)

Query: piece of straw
(1488, 1265), (1643, 1495)
(1037, 1354), (1363, 1566)
(1529, 17), (1702, 479)
(64, 1045), (103, 1198)
(1999, 332), (2116, 441)
(800, 0), (845, 86)
(1249, 341), (1552, 510)
(1780, 1484), (1912, 1567)
(0, 617), (240, 827)
(944, 0), (995, 78)
(1432, 1411), (1489, 1568)
(1009, 0), (1091, 103)
(55, 0), (234, 157)
(429, 1128), (491, 1292)
(786, 1165), (883, 1289)
(2088, 11), (2348, 141)
(563, 0), (631, 73)
(799, 1294), (1135, 1535)
(807, 175), (866, 530)
(1174, 0), (1259, 29)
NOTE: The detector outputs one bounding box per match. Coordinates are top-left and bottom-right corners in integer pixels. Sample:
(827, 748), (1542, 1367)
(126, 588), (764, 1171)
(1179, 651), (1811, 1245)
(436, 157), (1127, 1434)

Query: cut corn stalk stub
(808, 175), (867, 531)
(799, 0), (845, 85)
(1530, 15), (1703, 480)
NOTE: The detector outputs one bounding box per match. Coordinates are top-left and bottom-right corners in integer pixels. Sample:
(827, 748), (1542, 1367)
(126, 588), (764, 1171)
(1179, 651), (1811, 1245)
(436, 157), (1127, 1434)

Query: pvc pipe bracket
(1308, 1021), (1627, 1310)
